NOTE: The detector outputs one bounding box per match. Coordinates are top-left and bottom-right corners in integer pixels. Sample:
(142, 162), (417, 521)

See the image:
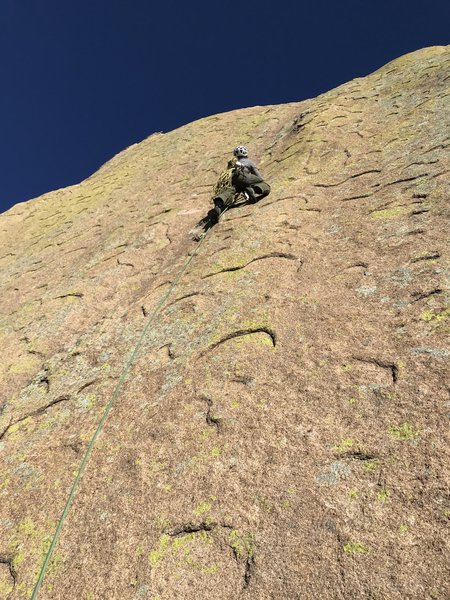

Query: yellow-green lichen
(229, 530), (255, 560)
(0, 477), (10, 494)
(334, 438), (354, 452)
(371, 206), (408, 219)
(420, 307), (450, 328)
(0, 578), (14, 597)
(362, 459), (380, 472)
(148, 529), (217, 573)
(149, 534), (171, 567)
(9, 356), (41, 375)
(12, 548), (26, 570)
(376, 489), (390, 502)
(256, 495), (274, 513)
(8, 517), (61, 592)
(18, 517), (37, 536)
(194, 501), (213, 517)
(343, 541), (369, 555)
(154, 513), (171, 529)
(388, 422), (418, 441)
(79, 393), (97, 410)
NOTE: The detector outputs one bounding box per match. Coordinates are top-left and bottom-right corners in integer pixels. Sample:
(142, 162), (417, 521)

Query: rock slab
(0, 46), (449, 599)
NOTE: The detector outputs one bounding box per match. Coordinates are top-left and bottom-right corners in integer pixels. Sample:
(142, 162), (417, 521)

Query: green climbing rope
(31, 213), (223, 599)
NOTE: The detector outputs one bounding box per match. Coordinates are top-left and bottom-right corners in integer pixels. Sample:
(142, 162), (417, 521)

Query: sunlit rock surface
(0, 45), (449, 599)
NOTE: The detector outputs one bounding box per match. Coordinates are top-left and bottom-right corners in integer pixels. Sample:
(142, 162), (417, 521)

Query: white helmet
(233, 146), (248, 158)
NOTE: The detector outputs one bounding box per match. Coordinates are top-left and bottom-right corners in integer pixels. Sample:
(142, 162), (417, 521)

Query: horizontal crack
(259, 196), (309, 209)
(117, 258), (134, 268)
(314, 169), (381, 188)
(202, 253), (299, 278)
(168, 521), (233, 537)
(341, 192), (375, 202)
(231, 375), (254, 385)
(202, 328), (277, 356)
(53, 292), (84, 299)
(411, 289), (443, 302)
(0, 395), (71, 441)
(411, 252), (440, 263)
(77, 379), (99, 394)
(410, 208), (430, 216)
(165, 291), (208, 309)
(341, 450), (376, 461)
(352, 356), (398, 384)
(381, 173), (429, 187)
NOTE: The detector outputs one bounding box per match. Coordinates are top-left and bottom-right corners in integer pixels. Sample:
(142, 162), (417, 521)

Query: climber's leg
(209, 197), (225, 225)
(252, 181), (271, 202)
(243, 186), (257, 203)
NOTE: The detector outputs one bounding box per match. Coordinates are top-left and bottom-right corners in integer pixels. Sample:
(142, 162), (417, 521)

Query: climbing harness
(31, 209), (228, 599)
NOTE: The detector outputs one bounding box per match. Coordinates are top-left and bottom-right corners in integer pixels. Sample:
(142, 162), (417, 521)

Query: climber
(210, 146), (271, 224)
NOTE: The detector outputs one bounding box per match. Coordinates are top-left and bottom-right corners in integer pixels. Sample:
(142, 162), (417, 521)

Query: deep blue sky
(0, 0), (449, 213)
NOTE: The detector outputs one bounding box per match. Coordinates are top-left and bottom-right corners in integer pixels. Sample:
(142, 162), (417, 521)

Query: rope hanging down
(31, 212), (223, 599)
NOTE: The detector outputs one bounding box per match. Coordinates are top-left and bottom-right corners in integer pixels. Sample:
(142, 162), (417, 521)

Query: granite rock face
(0, 46), (449, 599)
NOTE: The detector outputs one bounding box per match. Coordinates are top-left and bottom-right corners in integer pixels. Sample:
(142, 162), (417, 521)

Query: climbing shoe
(244, 187), (257, 203)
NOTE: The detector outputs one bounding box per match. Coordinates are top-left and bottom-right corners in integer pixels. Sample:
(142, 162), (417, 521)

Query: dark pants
(213, 175), (270, 213)
(233, 172), (271, 202)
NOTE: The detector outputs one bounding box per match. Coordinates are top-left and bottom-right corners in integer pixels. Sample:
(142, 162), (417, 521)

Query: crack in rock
(159, 344), (175, 360)
(341, 450), (377, 461)
(203, 253), (299, 278)
(117, 258), (134, 268)
(53, 292), (84, 300)
(314, 169), (382, 188)
(259, 196), (309, 209)
(202, 328), (277, 356)
(341, 192), (375, 202)
(410, 208), (430, 216)
(166, 522), (254, 589)
(411, 252), (440, 263)
(0, 395), (71, 441)
(231, 375), (254, 386)
(352, 356), (399, 384)
(381, 173), (429, 188)
(200, 395), (221, 430)
(411, 289), (443, 302)
(77, 379), (99, 394)
(37, 368), (50, 393)
(165, 291), (208, 309)
(0, 555), (17, 589)
(168, 522), (218, 537)
(244, 555), (255, 589)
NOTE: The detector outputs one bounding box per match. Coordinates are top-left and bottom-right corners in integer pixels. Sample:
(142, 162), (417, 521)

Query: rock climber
(210, 146), (271, 224)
